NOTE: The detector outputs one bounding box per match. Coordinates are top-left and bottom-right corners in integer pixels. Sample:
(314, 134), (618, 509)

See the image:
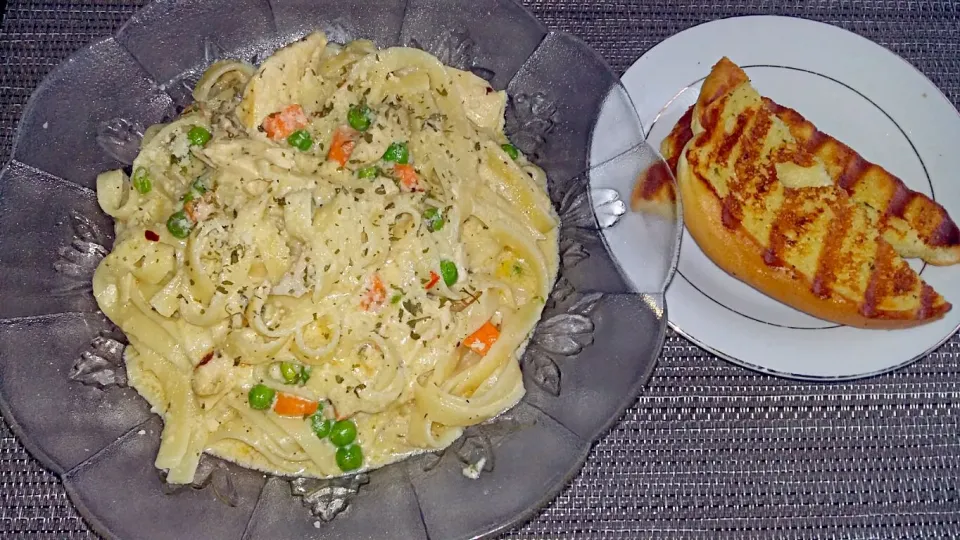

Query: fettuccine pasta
(92, 32), (558, 483)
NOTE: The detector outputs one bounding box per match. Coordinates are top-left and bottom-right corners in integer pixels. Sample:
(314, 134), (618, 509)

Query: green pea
(328, 419), (357, 447)
(336, 444), (363, 472)
(187, 125), (212, 147)
(423, 207), (445, 232)
(501, 143), (519, 160)
(279, 361), (300, 384)
(357, 165), (379, 179)
(166, 210), (193, 239)
(248, 384), (275, 410)
(309, 411), (332, 439)
(287, 129), (313, 151)
(347, 105), (373, 131)
(132, 167), (152, 194)
(440, 260), (458, 287)
(382, 142), (409, 164)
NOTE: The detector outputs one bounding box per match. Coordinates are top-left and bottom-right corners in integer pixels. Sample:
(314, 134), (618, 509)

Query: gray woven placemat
(2, 0), (960, 538)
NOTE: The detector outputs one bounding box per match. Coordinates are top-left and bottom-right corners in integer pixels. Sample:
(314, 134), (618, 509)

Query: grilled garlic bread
(651, 57), (953, 328)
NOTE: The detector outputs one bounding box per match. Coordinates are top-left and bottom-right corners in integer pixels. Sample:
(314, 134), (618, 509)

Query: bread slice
(654, 57), (951, 328)
(658, 61), (960, 267)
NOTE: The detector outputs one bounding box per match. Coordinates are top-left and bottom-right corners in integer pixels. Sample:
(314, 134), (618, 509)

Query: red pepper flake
(485, 87), (494, 94)
(425, 271), (440, 290)
(197, 350), (215, 367)
(144, 230), (160, 242)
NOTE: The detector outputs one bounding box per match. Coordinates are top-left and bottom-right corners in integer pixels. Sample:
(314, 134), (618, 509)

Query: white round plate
(592, 15), (960, 379)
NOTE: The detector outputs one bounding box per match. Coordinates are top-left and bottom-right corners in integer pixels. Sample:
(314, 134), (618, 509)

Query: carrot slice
(463, 321), (500, 356)
(262, 104), (308, 141)
(273, 392), (319, 417)
(425, 271), (440, 290)
(328, 126), (357, 166)
(360, 273), (387, 310)
(394, 164), (421, 192)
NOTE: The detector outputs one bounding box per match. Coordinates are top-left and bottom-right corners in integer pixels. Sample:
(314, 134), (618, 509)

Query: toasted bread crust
(668, 57), (951, 329)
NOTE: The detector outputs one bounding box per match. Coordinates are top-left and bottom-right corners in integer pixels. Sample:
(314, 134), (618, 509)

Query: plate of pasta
(0, 0), (680, 538)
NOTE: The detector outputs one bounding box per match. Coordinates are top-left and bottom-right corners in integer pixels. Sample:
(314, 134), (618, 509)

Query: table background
(1, 0), (959, 538)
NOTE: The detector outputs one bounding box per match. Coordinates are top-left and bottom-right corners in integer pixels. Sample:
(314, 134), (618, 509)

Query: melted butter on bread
(775, 162), (833, 189)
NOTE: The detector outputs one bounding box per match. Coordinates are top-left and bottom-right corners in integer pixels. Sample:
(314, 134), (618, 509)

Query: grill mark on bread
(863, 241), (923, 319)
(685, 151), (719, 201)
(812, 200), (853, 298)
(735, 104), (772, 175)
(832, 207), (874, 302)
(734, 103), (782, 249)
(929, 214), (960, 247)
(721, 195), (743, 229)
(716, 107), (754, 165)
(859, 251), (883, 318)
(837, 155), (868, 191)
(886, 182), (913, 218)
(700, 94), (727, 133)
(663, 107), (694, 173)
(919, 284), (937, 319)
(805, 130), (830, 155)
(764, 188), (807, 268)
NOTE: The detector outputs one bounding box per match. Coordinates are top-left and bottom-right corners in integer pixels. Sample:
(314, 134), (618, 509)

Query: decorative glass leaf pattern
(556, 175), (625, 231)
(322, 18), (356, 44)
(290, 474), (370, 521)
(69, 329), (128, 389)
(160, 454), (240, 507)
(589, 188), (627, 228)
(204, 36), (227, 65)
(164, 76), (199, 110)
(420, 411), (532, 477)
(533, 313), (595, 355)
(505, 92), (556, 159)
(560, 241), (589, 269)
(96, 117), (144, 166)
(52, 211), (110, 297)
(523, 279), (603, 396)
(408, 26), (494, 81)
(545, 276), (576, 310)
(524, 349), (561, 396)
(162, 36), (226, 109)
(549, 166), (627, 272)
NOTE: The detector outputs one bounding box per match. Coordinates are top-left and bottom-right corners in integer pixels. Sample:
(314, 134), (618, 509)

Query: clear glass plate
(0, 0), (680, 538)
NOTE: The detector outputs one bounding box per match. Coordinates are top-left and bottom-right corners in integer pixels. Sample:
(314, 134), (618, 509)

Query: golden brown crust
(669, 57), (951, 329)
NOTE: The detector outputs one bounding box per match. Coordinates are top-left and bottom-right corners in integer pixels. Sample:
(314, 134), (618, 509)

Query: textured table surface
(2, 0), (960, 538)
